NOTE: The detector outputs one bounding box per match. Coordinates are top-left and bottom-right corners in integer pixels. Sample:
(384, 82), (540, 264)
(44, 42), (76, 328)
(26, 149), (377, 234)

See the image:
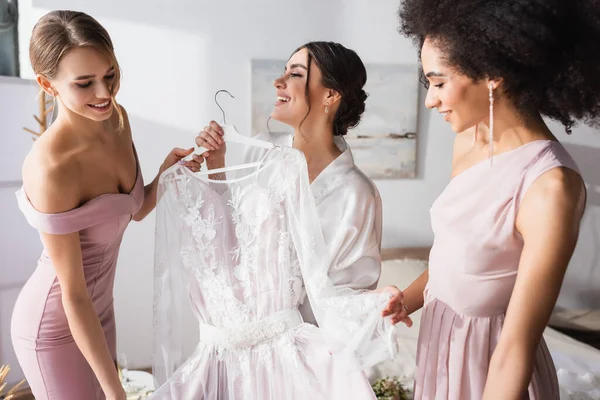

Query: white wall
(2, 0), (597, 383)
(549, 123), (600, 310)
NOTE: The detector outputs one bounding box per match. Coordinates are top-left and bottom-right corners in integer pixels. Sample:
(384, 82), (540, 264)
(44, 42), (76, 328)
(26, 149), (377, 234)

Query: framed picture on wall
(0, 0), (20, 77)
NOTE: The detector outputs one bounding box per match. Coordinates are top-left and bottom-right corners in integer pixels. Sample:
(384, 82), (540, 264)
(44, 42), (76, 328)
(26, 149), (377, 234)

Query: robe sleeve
(283, 148), (397, 370)
(325, 184), (383, 291)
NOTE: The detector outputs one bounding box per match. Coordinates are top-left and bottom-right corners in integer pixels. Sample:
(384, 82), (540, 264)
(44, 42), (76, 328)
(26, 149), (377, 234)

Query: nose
(273, 75), (286, 90)
(96, 80), (112, 99)
(424, 86), (440, 109)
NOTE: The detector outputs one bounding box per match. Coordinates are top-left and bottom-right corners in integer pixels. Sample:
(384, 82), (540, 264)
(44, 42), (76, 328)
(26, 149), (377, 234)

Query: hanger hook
(215, 90), (235, 124)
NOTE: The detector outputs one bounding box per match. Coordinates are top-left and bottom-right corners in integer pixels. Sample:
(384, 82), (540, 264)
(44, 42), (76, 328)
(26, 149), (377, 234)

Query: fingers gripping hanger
(194, 90), (274, 156)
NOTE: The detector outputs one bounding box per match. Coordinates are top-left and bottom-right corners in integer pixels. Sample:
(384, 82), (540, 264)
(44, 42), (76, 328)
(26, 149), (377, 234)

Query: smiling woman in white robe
(154, 41), (410, 400)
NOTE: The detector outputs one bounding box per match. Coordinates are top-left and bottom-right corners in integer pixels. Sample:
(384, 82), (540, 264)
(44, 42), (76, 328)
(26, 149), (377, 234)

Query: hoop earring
(324, 103), (329, 114)
(488, 83), (494, 164)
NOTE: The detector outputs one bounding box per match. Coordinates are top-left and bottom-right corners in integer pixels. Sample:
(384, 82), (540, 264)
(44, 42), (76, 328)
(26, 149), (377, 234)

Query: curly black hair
(294, 41), (368, 136)
(398, 0), (600, 132)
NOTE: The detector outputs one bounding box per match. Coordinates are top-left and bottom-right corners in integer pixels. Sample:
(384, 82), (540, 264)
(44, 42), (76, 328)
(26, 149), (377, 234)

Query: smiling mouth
(88, 99), (112, 112)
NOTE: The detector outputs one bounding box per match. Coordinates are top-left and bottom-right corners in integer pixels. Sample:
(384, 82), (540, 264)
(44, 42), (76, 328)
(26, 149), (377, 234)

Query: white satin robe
(244, 132), (383, 325)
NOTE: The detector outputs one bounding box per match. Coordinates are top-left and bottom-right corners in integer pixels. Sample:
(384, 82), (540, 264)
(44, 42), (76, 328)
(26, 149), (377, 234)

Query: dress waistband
(199, 309), (303, 350)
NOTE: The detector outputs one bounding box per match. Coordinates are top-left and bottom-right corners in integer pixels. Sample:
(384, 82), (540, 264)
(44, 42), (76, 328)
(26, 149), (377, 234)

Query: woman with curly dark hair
(397, 0), (600, 398)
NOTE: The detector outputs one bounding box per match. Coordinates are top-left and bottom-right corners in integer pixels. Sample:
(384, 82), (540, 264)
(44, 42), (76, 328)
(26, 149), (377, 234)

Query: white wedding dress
(151, 145), (397, 399)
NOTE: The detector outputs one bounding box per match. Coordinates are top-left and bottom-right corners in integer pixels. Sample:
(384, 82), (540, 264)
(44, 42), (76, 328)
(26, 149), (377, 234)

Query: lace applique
(216, 319), (286, 349)
(276, 231), (304, 308)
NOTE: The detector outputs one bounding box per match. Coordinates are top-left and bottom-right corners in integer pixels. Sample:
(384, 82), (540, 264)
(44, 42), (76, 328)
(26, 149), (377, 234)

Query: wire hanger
(193, 90), (274, 156)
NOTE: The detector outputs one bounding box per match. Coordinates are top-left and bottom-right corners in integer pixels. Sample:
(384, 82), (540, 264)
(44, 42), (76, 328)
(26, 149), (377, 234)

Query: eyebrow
(285, 63), (308, 71)
(74, 67), (115, 80)
(425, 71), (446, 78)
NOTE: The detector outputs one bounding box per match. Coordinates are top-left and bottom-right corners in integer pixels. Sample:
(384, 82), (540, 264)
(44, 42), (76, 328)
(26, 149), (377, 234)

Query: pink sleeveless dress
(11, 156), (143, 400)
(414, 140), (580, 400)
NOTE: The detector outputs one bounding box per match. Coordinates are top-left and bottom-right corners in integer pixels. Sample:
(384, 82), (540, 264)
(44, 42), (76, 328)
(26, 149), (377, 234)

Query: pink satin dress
(415, 140), (580, 399)
(11, 157), (143, 400)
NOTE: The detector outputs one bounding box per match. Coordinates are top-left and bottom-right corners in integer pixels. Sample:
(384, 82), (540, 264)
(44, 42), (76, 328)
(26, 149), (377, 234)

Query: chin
(450, 121), (470, 134)
(270, 112), (289, 126)
(83, 112), (112, 122)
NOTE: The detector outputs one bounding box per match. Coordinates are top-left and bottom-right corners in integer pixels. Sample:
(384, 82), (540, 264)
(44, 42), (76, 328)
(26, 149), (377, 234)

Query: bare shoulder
(518, 166), (586, 232)
(22, 127), (83, 213)
(529, 167), (584, 209)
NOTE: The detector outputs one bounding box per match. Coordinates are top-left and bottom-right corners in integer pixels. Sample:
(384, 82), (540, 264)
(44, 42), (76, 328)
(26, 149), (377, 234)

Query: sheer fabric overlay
(152, 146), (397, 399)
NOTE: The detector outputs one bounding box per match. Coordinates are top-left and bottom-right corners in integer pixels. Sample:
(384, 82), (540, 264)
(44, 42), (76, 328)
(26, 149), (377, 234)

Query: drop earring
(49, 90), (57, 125)
(324, 102), (329, 114)
(488, 82), (494, 164)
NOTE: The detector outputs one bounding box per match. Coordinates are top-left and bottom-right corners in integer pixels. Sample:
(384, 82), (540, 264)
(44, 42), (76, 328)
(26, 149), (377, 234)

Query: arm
(482, 167), (586, 400)
(287, 158), (397, 368)
(384, 129), (477, 322)
(396, 269), (428, 316)
(323, 186), (413, 326)
(325, 189), (382, 291)
(43, 232), (126, 399)
(383, 127), (473, 321)
(25, 166), (125, 400)
(383, 127), (474, 321)
(380, 270), (426, 327)
(133, 147), (202, 221)
(131, 142), (201, 222)
(383, 127), (475, 321)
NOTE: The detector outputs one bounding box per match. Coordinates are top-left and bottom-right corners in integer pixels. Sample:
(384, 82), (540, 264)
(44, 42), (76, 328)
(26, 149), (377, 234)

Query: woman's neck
(53, 101), (115, 142)
(292, 123), (342, 183)
(476, 100), (557, 153)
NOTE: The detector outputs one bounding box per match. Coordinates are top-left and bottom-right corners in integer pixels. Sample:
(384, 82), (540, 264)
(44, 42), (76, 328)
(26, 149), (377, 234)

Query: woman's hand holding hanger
(160, 147), (204, 173)
(196, 121), (226, 163)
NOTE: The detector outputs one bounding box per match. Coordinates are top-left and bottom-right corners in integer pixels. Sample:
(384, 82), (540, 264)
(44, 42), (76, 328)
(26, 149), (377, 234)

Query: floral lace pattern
(168, 148), (307, 338)
(152, 146), (397, 399)
(207, 318), (286, 350)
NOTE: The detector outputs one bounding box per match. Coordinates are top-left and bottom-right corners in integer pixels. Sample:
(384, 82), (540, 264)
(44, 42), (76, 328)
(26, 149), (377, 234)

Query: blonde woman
(10, 11), (201, 400)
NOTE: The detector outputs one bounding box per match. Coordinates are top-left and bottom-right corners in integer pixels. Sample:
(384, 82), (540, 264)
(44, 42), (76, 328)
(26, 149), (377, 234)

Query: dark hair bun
(300, 41), (369, 135)
(335, 88), (368, 136)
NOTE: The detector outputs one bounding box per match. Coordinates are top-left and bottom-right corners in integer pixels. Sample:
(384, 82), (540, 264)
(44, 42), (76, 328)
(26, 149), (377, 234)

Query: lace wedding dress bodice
(152, 146), (396, 400)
